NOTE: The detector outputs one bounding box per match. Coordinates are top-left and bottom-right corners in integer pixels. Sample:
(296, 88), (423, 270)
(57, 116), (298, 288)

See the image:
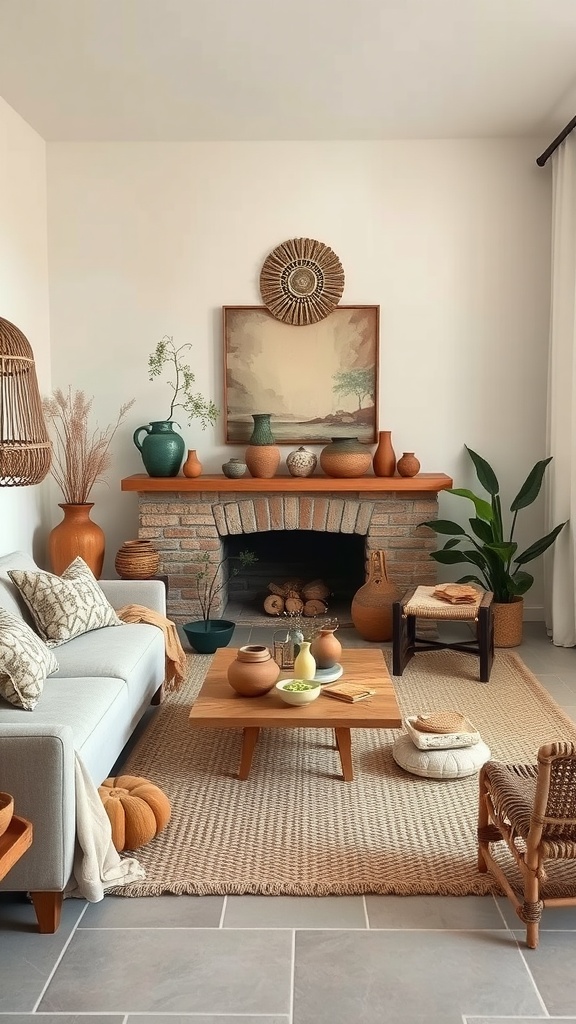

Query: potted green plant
(133, 335), (219, 477)
(421, 446), (567, 647)
(183, 550), (257, 653)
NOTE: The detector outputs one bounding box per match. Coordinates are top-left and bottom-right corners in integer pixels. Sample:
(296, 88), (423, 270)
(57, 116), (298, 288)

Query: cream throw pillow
(8, 556), (123, 647)
(0, 608), (58, 710)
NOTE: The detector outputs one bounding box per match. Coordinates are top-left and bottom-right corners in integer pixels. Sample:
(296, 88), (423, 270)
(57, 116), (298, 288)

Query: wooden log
(303, 599), (328, 617)
(264, 594), (285, 615)
(285, 596), (304, 615)
(302, 579), (331, 600)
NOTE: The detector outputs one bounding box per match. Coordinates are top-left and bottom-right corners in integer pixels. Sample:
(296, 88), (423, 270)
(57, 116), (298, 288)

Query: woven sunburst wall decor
(259, 237), (345, 326)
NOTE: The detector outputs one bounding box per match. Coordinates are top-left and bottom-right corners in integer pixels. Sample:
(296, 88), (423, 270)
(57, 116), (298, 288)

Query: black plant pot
(182, 619), (235, 654)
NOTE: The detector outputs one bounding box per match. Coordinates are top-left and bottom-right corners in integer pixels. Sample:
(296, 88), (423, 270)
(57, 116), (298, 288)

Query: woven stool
(392, 585), (494, 683)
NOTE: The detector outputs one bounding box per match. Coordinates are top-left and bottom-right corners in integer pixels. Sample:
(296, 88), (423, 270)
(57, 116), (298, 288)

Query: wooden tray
(0, 815), (33, 882)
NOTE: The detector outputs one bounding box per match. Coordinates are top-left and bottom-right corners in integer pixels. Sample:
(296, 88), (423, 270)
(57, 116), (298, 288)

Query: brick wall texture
(138, 490), (440, 625)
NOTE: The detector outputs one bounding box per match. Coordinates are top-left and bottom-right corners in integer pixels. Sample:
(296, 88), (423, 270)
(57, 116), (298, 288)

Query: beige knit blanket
(117, 604), (187, 692)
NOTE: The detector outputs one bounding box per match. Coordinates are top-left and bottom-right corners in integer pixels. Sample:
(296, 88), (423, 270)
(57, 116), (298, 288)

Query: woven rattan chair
(478, 741), (576, 948)
(392, 585), (494, 682)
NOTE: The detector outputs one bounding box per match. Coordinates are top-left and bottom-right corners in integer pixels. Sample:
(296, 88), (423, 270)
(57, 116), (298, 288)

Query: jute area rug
(109, 650), (576, 898)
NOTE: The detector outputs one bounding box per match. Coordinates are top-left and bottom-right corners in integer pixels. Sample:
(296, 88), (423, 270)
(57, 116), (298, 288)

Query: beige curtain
(545, 135), (576, 646)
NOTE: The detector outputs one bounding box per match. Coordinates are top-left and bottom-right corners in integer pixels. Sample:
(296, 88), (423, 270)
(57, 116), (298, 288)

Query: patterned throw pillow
(0, 609), (58, 710)
(8, 556), (123, 648)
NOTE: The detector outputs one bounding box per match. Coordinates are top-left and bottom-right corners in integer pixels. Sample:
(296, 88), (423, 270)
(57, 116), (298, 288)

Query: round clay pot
(227, 644), (281, 696)
(310, 628), (342, 669)
(222, 458), (247, 478)
(319, 437), (372, 478)
(396, 452), (421, 478)
(286, 446), (317, 478)
(245, 445), (281, 478)
(115, 539), (160, 580)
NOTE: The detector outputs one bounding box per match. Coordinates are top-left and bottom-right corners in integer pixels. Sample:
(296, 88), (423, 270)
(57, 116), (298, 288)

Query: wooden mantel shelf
(121, 473), (453, 493)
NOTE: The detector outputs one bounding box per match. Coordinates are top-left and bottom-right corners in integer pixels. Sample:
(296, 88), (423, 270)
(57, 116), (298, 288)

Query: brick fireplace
(121, 474), (452, 624)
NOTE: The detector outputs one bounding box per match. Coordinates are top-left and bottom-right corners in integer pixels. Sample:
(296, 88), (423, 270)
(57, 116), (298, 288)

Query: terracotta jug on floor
(351, 550), (401, 642)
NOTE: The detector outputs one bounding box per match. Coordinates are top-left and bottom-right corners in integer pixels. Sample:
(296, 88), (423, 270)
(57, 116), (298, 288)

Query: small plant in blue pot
(183, 550), (257, 654)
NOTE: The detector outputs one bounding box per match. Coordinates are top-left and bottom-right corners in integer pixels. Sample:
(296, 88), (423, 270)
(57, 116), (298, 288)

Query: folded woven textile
(412, 711), (475, 734)
(116, 604), (187, 692)
(432, 583), (479, 605)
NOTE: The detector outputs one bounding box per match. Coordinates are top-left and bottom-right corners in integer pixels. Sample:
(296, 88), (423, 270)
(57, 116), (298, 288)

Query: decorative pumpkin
(98, 774), (171, 852)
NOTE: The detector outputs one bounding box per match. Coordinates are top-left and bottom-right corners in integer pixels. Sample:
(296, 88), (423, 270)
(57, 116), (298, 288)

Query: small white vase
(293, 641), (316, 681)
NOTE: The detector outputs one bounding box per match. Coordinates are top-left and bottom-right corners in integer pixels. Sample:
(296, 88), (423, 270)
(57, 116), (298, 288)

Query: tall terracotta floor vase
(48, 503), (105, 578)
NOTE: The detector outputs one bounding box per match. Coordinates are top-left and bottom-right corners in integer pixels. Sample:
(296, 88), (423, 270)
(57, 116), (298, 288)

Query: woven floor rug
(109, 650), (576, 897)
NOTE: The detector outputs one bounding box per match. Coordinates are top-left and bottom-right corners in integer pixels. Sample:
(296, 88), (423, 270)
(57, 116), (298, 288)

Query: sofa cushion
(0, 551), (41, 623)
(8, 556), (123, 647)
(53, 622), (164, 698)
(0, 608), (59, 710)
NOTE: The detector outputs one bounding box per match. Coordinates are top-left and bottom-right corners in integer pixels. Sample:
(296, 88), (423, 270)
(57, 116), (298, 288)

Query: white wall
(46, 140), (552, 614)
(0, 96), (51, 562)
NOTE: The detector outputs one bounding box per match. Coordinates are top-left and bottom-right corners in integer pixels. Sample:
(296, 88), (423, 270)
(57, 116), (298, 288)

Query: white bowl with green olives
(275, 679), (321, 706)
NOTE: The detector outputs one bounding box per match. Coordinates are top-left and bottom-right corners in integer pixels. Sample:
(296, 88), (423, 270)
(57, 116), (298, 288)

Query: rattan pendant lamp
(0, 316), (51, 486)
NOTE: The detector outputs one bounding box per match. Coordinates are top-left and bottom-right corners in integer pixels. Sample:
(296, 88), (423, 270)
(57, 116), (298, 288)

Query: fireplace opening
(224, 530), (366, 612)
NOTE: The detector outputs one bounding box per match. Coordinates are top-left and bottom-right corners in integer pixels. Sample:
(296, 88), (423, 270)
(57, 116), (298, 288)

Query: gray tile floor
(1, 617), (576, 1022)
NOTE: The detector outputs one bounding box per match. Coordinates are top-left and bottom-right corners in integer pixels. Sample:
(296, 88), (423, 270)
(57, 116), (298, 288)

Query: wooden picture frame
(223, 305), (379, 445)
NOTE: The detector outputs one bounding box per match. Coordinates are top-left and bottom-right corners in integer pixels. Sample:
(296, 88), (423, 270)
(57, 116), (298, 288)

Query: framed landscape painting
(223, 305), (379, 444)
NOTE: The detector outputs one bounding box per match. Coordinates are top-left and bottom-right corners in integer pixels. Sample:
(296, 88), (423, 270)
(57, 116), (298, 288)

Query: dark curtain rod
(536, 115), (576, 166)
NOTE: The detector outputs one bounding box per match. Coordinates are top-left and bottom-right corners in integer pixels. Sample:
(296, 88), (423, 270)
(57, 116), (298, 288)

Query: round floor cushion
(392, 733), (491, 779)
(98, 774), (171, 852)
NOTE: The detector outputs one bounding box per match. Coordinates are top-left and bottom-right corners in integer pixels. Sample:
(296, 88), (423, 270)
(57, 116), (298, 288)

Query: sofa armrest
(0, 724), (76, 893)
(99, 578), (166, 616)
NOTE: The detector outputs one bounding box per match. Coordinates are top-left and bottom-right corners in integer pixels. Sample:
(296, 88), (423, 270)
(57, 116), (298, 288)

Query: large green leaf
(443, 538), (462, 549)
(457, 573), (489, 588)
(459, 548), (489, 570)
(492, 494), (504, 544)
(507, 570), (534, 596)
(448, 488), (493, 521)
(486, 541), (518, 563)
(419, 519), (467, 535)
(469, 517), (495, 543)
(429, 550), (477, 565)
(465, 446), (500, 495)
(514, 522), (567, 564)
(510, 458), (553, 512)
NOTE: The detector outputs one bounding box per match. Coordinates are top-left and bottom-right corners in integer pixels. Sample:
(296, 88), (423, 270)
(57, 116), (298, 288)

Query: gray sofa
(0, 551), (166, 932)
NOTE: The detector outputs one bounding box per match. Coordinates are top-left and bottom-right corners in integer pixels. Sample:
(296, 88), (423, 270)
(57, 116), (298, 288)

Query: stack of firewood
(263, 578), (331, 617)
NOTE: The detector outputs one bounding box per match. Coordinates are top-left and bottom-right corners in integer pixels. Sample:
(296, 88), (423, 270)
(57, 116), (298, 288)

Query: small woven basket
(115, 540), (160, 580)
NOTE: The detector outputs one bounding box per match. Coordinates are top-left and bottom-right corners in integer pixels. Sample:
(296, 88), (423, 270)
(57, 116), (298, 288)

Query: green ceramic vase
(133, 420), (185, 477)
(248, 413), (276, 445)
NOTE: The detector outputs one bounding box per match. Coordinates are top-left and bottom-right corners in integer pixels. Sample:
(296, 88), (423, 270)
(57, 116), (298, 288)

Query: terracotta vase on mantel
(373, 430), (396, 477)
(182, 449), (202, 478)
(48, 503), (105, 578)
(245, 413), (281, 479)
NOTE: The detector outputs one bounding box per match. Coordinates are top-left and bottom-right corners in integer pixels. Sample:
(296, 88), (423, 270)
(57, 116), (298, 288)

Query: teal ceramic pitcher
(133, 420), (185, 477)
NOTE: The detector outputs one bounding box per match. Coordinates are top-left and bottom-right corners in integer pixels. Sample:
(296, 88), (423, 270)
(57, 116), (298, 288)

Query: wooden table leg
(239, 727), (260, 780)
(334, 727), (353, 782)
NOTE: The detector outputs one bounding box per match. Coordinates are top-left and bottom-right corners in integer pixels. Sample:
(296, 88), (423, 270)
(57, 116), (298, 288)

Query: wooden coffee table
(188, 647), (402, 781)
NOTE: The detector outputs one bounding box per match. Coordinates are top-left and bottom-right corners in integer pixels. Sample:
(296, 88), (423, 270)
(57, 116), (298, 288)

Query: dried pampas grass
(42, 388), (134, 504)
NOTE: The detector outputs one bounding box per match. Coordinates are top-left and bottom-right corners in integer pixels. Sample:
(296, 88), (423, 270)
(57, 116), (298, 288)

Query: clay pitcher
(351, 550), (401, 642)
